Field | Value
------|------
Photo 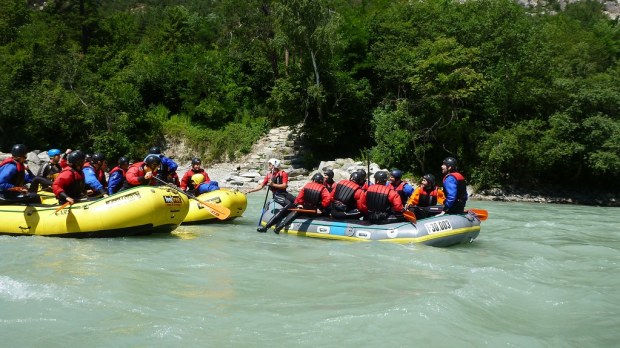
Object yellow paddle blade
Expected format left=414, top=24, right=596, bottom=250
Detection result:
left=196, top=199, right=231, bottom=220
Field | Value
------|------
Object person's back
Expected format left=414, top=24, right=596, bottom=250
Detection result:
left=329, top=172, right=364, bottom=219
left=360, top=171, right=403, bottom=223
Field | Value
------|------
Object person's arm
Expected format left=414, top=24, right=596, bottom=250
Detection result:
left=437, top=188, right=446, bottom=205
left=443, top=176, right=457, bottom=211
left=294, top=188, right=305, bottom=206
left=161, top=156, right=179, bottom=175
left=0, top=164, right=17, bottom=190
left=107, top=171, right=122, bottom=195
left=320, top=188, right=332, bottom=209
left=404, top=183, right=414, bottom=199
left=357, top=191, right=368, bottom=214
left=179, top=171, right=191, bottom=190
left=407, top=187, right=420, bottom=207
left=245, top=175, right=268, bottom=194
left=390, top=190, right=404, bottom=212
left=83, top=167, right=104, bottom=193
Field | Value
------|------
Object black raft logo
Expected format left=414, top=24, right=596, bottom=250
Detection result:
left=163, top=195, right=183, bottom=205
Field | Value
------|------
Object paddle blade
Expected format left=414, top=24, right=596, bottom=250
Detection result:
left=469, top=208, right=488, bottom=221
left=197, top=199, right=231, bottom=220
left=403, top=210, right=417, bottom=223
left=53, top=202, right=72, bottom=214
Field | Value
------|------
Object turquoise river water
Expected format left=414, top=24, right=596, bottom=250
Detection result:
left=1, top=193, right=619, bottom=347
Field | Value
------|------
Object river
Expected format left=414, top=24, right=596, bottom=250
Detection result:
left=1, top=194, right=619, bottom=347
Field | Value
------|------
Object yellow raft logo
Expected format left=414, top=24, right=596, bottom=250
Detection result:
left=163, top=195, right=183, bottom=205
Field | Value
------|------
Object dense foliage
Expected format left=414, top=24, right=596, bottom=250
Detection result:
left=1, top=0, right=618, bottom=190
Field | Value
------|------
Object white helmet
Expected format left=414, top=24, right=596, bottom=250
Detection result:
left=268, top=158, right=281, bottom=168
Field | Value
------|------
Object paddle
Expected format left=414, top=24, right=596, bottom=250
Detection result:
left=153, top=177, right=230, bottom=220
left=256, top=168, right=273, bottom=226
left=468, top=208, right=488, bottom=221
left=52, top=201, right=72, bottom=215
left=403, top=210, right=417, bottom=223
left=288, top=208, right=318, bottom=214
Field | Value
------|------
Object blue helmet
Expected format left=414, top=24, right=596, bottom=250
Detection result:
left=390, top=169, right=403, bottom=179
left=47, top=148, right=62, bottom=157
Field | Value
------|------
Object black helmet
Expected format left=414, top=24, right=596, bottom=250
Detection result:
left=357, top=169, right=367, bottom=181
left=148, top=146, right=162, bottom=155
left=67, top=150, right=86, bottom=165
left=92, top=153, right=106, bottom=163
left=350, top=172, right=364, bottom=185
left=374, top=171, right=388, bottom=183
left=322, top=168, right=334, bottom=179
left=11, top=144, right=28, bottom=157
left=311, top=173, right=324, bottom=183
left=191, top=157, right=201, bottom=166
left=443, top=157, right=457, bottom=169
left=144, top=154, right=161, bottom=167
left=422, top=174, right=435, bottom=187
left=390, top=169, right=403, bottom=179
left=118, top=156, right=129, bottom=165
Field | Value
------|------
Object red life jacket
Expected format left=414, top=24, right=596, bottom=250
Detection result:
left=108, top=166, right=125, bottom=177
left=266, top=170, right=288, bottom=195
left=323, top=180, right=335, bottom=193
left=332, top=180, right=361, bottom=209
left=298, top=182, right=327, bottom=209
left=390, top=180, right=409, bottom=203
left=53, top=166, right=85, bottom=199
left=0, top=157, right=26, bottom=187
left=365, top=184, right=391, bottom=213
left=417, top=186, right=440, bottom=207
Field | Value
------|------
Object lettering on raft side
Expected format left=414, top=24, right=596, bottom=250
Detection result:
left=106, top=191, right=142, bottom=206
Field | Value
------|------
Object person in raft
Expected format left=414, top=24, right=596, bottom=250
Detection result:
left=147, top=146, right=178, bottom=185
left=82, top=153, right=108, bottom=198
left=359, top=170, right=404, bottom=224
left=246, top=158, right=296, bottom=233
left=387, top=169, right=414, bottom=204
left=29, top=148, right=63, bottom=193
left=405, top=174, right=446, bottom=219
left=122, top=154, right=161, bottom=189
left=328, top=171, right=365, bottom=220
left=180, top=158, right=210, bottom=192
left=52, top=150, right=87, bottom=204
left=273, top=172, right=333, bottom=234
left=107, top=156, right=130, bottom=195
left=439, top=157, right=468, bottom=215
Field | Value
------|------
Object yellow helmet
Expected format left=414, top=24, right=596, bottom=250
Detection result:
left=191, top=173, right=205, bottom=186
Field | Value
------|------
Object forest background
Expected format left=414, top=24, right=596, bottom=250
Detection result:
left=1, top=0, right=619, bottom=193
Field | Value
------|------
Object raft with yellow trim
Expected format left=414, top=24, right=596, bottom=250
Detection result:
left=0, top=186, right=189, bottom=237
left=182, top=189, right=247, bottom=224
left=259, top=200, right=482, bottom=247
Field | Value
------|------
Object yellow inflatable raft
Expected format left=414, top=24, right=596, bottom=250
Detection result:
left=182, top=189, right=247, bottom=224
left=0, top=186, right=189, bottom=237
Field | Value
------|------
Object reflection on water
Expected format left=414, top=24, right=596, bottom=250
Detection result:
left=1, top=197, right=619, bottom=347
